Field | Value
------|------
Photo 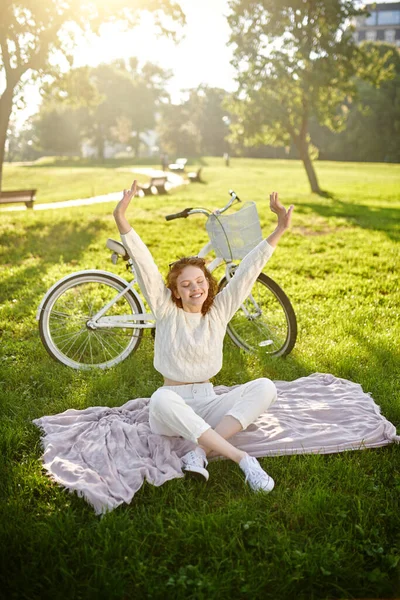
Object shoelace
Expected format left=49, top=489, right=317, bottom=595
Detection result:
left=244, top=461, right=269, bottom=486
left=184, top=451, right=208, bottom=468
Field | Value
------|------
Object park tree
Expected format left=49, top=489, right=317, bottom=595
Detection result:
left=42, top=59, right=171, bottom=158
left=67, top=63, right=139, bottom=159
left=227, top=0, right=393, bottom=193
left=312, top=43, right=400, bottom=163
left=0, top=0, right=183, bottom=190
left=157, top=102, right=202, bottom=157
left=157, top=86, right=232, bottom=157
left=33, top=105, right=84, bottom=156
left=123, top=59, right=172, bottom=157
left=192, top=86, right=232, bottom=156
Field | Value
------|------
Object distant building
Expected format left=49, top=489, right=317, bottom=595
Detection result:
left=140, top=130, right=159, bottom=157
left=353, top=2, right=400, bottom=46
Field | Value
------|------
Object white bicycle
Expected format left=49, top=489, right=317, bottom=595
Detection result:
left=37, top=190, right=297, bottom=370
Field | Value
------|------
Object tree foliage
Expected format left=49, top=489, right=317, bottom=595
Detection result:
left=33, top=106, right=82, bottom=156
left=33, top=60, right=172, bottom=158
left=0, top=0, right=183, bottom=188
left=157, top=86, right=232, bottom=157
left=0, top=0, right=182, bottom=83
left=312, top=43, right=400, bottom=163
left=227, top=0, right=394, bottom=192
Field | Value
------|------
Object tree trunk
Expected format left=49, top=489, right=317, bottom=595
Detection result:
left=97, top=137, right=105, bottom=161
left=0, top=88, right=15, bottom=193
left=297, top=136, right=321, bottom=194
left=133, top=131, right=140, bottom=158
left=96, top=123, right=105, bottom=161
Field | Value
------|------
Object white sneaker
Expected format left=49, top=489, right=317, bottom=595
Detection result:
left=181, top=448, right=209, bottom=481
left=239, top=454, right=275, bottom=492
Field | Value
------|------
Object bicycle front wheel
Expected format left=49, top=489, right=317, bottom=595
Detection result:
left=219, top=273, right=297, bottom=357
left=39, top=272, right=144, bottom=370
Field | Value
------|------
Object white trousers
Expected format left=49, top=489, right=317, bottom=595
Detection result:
left=149, top=378, right=277, bottom=444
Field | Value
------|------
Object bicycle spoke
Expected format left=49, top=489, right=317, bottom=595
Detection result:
left=88, top=330, right=94, bottom=365
left=71, top=333, right=91, bottom=363
left=96, top=327, right=139, bottom=338
left=103, top=333, right=129, bottom=352
left=91, top=330, right=119, bottom=362
left=49, top=310, right=78, bottom=320
left=52, top=327, right=86, bottom=346
left=57, top=328, right=88, bottom=355
left=49, top=325, right=82, bottom=336
left=85, top=297, right=97, bottom=317
left=94, top=330, right=126, bottom=355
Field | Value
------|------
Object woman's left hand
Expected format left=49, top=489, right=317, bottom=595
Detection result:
left=269, top=192, right=294, bottom=232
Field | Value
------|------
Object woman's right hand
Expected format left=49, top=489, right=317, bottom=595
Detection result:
left=113, top=180, right=137, bottom=218
left=113, top=180, right=137, bottom=234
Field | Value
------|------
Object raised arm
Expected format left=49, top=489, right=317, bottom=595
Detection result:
left=214, top=192, right=294, bottom=322
left=113, top=180, right=138, bottom=235
left=265, top=192, right=294, bottom=248
left=113, top=180, right=171, bottom=317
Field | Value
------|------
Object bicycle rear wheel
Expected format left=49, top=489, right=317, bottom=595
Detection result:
left=219, top=273, right=297, bottom=356
left=39, top=272, right=144, bottom=369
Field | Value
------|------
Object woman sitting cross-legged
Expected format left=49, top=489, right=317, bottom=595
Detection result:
left=113, top=181, right=294, bottom=492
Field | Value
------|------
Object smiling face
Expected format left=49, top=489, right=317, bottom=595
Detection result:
left=173, top=265, right=210, bottom=313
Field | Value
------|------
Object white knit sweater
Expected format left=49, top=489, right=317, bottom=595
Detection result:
left=121, top=228, right=274, bottom=383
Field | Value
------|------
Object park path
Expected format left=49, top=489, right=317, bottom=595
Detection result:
left=0, top=168, right=186, bottom=213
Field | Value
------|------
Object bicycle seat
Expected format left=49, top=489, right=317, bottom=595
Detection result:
left=106, top=238, right=129, bottom=261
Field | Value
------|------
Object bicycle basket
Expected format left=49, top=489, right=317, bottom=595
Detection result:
left=206, top=201, right=263, bottom=261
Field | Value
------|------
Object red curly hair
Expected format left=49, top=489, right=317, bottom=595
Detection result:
left=166, top=257, right=218, bottom=315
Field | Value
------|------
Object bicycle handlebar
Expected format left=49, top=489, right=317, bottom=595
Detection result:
left=165, top=190, right=241, bottom=221
left=165, top=208, right=193, bottom=221
left=229, top=190, right=242, bottom=203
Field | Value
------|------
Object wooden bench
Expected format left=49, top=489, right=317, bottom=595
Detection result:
left=137, top=176, right=168, bottom=196
left=187, top=168, right=203, bottom=183
left=168, top=158, right=187, bottom=172
left=0, top=189, right=36, bottom=209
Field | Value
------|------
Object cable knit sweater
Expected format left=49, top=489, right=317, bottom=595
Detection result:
left=121, top=228, right=275, bottom=383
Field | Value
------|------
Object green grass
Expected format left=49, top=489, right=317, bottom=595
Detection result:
left=2, top=156, right=156, bottom=203
left=1, top=157, right=400, bottom=599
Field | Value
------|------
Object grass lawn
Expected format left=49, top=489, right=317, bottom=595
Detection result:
left=1, top=157, right=399, bottom=599
left=2, top=156, right=157, bottom=204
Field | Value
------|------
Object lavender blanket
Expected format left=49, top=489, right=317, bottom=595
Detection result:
left=33, top=373, right=399, bottom=515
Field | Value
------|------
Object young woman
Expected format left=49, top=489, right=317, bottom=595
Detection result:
left=113, top=181, right=294, bottom=492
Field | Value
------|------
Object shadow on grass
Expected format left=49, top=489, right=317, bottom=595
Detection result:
left=342, top=320, right=400, bottom=424
left=317, top=190, right=336, bottom=199
left=299, top=193, right=400, bottom=243
left=0, top=218, right=107, bottom=307
left=187, top=179, right=208, bottom=186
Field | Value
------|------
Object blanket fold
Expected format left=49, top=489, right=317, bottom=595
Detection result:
left=33, top=373, right=399, bottom=515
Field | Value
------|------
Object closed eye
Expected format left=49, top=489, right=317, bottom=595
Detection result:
left=182, top=279, right=205, bottom=286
